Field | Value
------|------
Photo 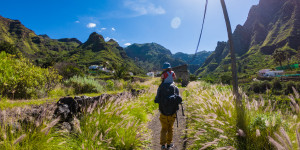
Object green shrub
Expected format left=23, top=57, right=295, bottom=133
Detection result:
left=260, top=81, right=271, bottom=93
left=48, top=85, right=75, bottom=98
left=272, top=78, right=282, bottom=90
left=220, top=73, right=232, bottom=85
left=64, top=76, right=103, bottom=94
left=106, top=80, right=115, bottom=91
left=200, top=76, right=216, bottom=84
left=285, top=81, right=296, bottom=94
left=0, top=52, right=61, bottom=99
left=112, top=64, right=128, bottom=79
left=53, top=62, right=83, bottom=79
left=189, top=74, right=198, bottom=81
left=0, top=41, right=19, bottom=55
left=250, top=82, right=260, bottom=93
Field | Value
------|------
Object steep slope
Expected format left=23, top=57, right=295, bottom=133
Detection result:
left=73, top=32, right=142, bottom=73
left=173, top=51, right=212, bottom=73
left=0, top=15, right=80, bottom=63
left=0, top=16, right=142, bottom=74
left=197, top=0, right=300, bottom=77
left=173, top=51, right=212, bottom=65
left=125, top=43, right=186, bottom=72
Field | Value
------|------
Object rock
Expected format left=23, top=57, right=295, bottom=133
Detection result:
left=54, top=97, right=79, bottom=121
left=61, top=122, right=72, bottom=132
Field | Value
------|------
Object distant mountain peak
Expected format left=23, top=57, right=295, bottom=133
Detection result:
left=87, top=32, right=105, bottom=43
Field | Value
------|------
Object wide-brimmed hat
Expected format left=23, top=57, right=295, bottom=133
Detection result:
left=162, top=62, right=171, bottom=69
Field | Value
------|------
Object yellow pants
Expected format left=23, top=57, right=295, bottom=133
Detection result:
left=159, top=113, right=176, bottom=145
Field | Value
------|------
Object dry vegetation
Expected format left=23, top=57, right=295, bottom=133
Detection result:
left=183, top=81, right=300, bottom=149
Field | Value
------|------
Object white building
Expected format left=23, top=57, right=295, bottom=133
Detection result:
left=258, top=69, right=284, bottom=77
left=147, top=72, right=155, bottom=78
left=88, top=65, right=99, bottom=70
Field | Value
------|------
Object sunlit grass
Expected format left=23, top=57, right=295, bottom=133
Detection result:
left=0, top=84, right=158, bottom=149
left=184, top=81, right=300, bottom=149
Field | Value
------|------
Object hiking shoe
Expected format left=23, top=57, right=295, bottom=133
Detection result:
left=167, top=143, right=174, bottom=149
left=161, top=145, right=166, bottom=150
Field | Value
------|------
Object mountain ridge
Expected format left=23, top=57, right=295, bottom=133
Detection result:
left=125, top=43, right=211, bottom=73
left=196, top=0, right=300, bottom=77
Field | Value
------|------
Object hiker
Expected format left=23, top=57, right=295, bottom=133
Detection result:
left=155, top=62, right=182, bottom=150
left=161, top=62, right=176, bottom=83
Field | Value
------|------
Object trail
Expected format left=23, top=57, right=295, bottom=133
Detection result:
left=148, top=88, right=187, bottom=150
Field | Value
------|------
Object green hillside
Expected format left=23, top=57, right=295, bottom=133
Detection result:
left=125, top=43, right=211, bottom=73
left=125, top=43, right=186, bottom=71
left=196, top=0, right=300, bottom=79
left=0, top=16, right=142, bottom=74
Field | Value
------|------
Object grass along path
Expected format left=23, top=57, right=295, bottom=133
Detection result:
left=183, top=81, right=300, bottom=149
left=0, top=86, right=159, bottom=149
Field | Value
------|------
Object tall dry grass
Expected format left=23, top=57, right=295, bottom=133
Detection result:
left=184, top=81, right=300, bottom=150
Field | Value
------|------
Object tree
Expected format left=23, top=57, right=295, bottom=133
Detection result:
left=272, top=49, right=287, bottom=67
left=0, top=41, right=19, bottom=55
left=112, top=63, right=128, bottom=79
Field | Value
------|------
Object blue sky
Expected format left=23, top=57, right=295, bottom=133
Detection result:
left=0, top=0, right=259, bottom=54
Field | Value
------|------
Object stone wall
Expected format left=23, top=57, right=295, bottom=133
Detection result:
left=172, top=64, right=189, bottom=86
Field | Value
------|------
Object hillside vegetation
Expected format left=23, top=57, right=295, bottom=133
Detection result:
left=197, top=0, right=300, bottom=80
left=125, top=43, right=211, bottom=73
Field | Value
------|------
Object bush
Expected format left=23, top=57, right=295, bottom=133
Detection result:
left=220, top=73, right=232, bottom=85
left=112, top=64, right=128, bottom=79
left=0, top=52, right=61, bottom=99
left=64, top=76, right=103, bottom=94
left=189, top=74, right=198, bottom=81
left=106, top=80, right=115, bottom=91
left=260, top=81, right=271, bottom=93
left=53, top=62, right=83, bottom=79
left=0, top=41, right=19, bottom=55
left=272, top=78, right=282, bottom=90
left=285, top=81, right=296, bottom=94
left=250, top=82, right=260, bottom=93
left=201, top=76, right=216, bottom=84
left=48, top=85, right=75, bottom=98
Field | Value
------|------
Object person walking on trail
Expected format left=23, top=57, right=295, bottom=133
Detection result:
left=161, top=62, right=177, bottom=84
left=155, top=62, right=182, bottom=150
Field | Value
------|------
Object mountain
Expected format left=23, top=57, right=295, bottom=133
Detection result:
left=196, top=0, right=300, bottom=78
left=173, top=51, right=212, bottom=65
left=173, top=51, right=212, bottom=73
left=0, top=15, right=80, bottom=62
left=0, top=15, right=142, bottom=74
left=124, top=43, right=186, bottom=72
left=72, top=32, right=142, bottom=73
left=124, top=43, right=211, bottom=73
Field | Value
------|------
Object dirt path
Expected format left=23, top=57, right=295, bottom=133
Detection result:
left=148, top=88, right=187, bottom=150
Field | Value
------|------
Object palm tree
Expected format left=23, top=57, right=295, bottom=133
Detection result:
left=272, top=49, right=287, bottom=67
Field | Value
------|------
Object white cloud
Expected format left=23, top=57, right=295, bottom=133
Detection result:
left=101, top=28, right=107, bottom=30
left=171, top=17, right=181, bottom=29
left=124, top=43, right=131, bottom=46
left=86, top=23, right=96, bottom=28
left=112, top=27, right=116, bottom=31
left=124, top=0, right=166, bottom=16
left=75, top=21, right=80, bottom=23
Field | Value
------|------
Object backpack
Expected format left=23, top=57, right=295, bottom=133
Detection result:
left=158, top=83, right=182, bottom=116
